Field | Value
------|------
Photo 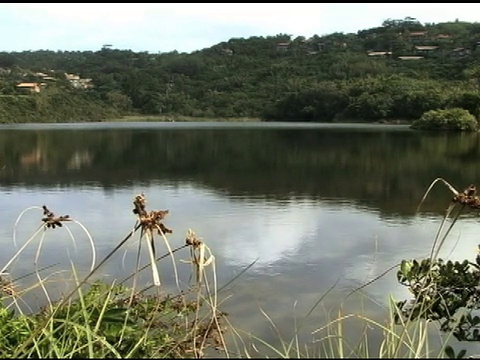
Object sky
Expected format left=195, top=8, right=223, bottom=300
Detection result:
left=1, top=3, right=479, bottom=54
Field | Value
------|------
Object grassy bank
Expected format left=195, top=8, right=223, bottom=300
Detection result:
left=114, top=114, right=262, bottom=123
left=116, top=114, right=411, bottom=125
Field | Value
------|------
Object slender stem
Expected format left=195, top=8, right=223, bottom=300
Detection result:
left=145, top=229, right=161, bottom=286
left=118, top=244, right=188, bottom=285
left=13, top=222, right=142, bottom=358
left=1, top=224, right=45, bottom=274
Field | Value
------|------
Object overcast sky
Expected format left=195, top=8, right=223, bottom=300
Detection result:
left=1, top=3, right=479, bottom=54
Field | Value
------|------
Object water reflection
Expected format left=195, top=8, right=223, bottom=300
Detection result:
left=1, top=122, right=480, bottom=353
left=1, top=123, right=480, bottom=218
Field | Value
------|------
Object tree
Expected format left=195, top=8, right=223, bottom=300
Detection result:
left=411, top=108, right=478, bottom=131
left=0, top=53, right=16, bottom=68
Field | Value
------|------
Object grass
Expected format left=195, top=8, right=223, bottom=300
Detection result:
left=0, top=178, right=477, bottom=358
left=220, top=287, right=449, bottom=359
left=219, top=177, right=475, bottom=358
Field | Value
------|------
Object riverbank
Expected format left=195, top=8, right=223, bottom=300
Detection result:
left=114, top=114, right=262, bottom=122
left=115, top=115, right=413, bottom=125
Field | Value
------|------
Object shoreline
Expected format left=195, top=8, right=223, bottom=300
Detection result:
left=113, top=115, right=262, bottom=122
left=115, top=115, right=413, bottom=125
left=0, top=114, right=413, bottom=125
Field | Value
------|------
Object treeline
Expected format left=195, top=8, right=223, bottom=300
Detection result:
left=263, top=76, right=480, bottom=122
left=0, top=17, right=480, bottom=123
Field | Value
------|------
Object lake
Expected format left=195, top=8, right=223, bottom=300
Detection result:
left=2, top=121, right=480, bottom=356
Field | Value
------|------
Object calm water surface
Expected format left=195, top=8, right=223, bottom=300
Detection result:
left=2, top=121, right=480, bottom=355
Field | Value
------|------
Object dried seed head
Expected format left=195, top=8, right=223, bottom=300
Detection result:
left=466, top=184, right=477, bottom=197
left=132, top=194, right=173, bottom=234
left=133, top=193, right=148, bottom=216
left=42, top=205, right=71, bottom=229
left=186, top=229, right=202, bottom=247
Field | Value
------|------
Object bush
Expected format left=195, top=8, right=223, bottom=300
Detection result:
left=411, top=108, right=478, bottom=131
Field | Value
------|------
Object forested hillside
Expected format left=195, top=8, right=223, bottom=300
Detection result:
left=1, top=17, right=480, bottom=123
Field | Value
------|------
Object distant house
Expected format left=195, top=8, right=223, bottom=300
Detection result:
left=65, top=73, right=80, bottom=81
left=436, top=34, right=452, bottom=40
left=16, top=82, right=42, bottom=93
left=414, top=45, right=439, bottom=56
left=65, top=73, right=94, bottom=89
left=34, top=72, right=56, bottom=81
left=75, top=78, right=94, bottom=89
left=408, top=31, right=428, bottom=43
left=367, top=51, right=392, bottom=57
left=398, top=56, right=424, bottom=60
left=317, top=42, right=326, bottom=51
left=414, top=45, right=439, bottom=51
left=276, top=42, right=290, bottom=51
left=451, top=47, right=471, bottom=57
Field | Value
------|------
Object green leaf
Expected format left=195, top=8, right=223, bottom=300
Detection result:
left=400, top=260, right=412, bottom=277
left=102, top=308, right=132, bottom=324
left=445, top=345, right=455, bottom=359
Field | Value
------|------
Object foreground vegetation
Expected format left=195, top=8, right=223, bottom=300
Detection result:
left=0, top=196, right=226, bottom=358
left=2, top=179, right=480, bottom=357
left=1, top=17, right=480, bottom=124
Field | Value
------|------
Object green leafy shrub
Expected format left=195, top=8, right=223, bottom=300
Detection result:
left=411, top=108, right=478, bottom=131
left=395, top=179, right=480, bottom=358
left=396, top=257, right=480, bottom=342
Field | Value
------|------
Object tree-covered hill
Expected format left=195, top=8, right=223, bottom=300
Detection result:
left=1, top=17, right=480, bottom=123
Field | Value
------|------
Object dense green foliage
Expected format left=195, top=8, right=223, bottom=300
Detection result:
left=397, top=256, right=480, bottom=343
left=411, top=108, right=479, bottom=131
left=0, top=89, right=119, bottom=123
left=1, top=17, right=480, bottom=123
